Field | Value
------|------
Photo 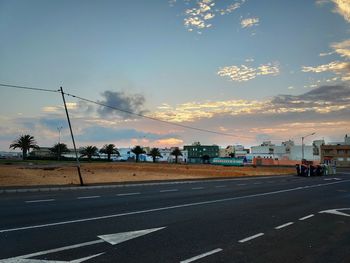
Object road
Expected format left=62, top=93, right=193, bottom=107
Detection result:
left=1, top=170, right=350, bottom=262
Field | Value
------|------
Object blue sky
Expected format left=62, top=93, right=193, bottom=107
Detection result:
left=1, top=0, right=350, bottom=150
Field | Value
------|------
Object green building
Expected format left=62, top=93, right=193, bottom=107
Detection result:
left=184, top=143, right=219, bottom=164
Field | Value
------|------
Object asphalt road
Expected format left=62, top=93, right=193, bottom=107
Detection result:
left=1, top=170, right=350, bottom=263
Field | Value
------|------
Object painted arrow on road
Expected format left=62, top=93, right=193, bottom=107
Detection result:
left=319, top=208, right=350, bottom=217
left=0, top=227, right=166, bottom=263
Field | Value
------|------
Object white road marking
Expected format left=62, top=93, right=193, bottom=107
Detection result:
left=299, top=214, right=314, bottom=221
left=25, top=199, right=55, bottom=203
left=2, top=179, right=350, bottom=233
left=77, top=196, right=100, bottom=199
left=267, top=181, right=274, bottom=183
left=237, top=183, right=246, bottom=186
left=215, top=185, right=226, bottom=188
left=319, top=208, right=350, bottom=217
left=116, top=192, right=141, bottom=196
left=98, top=227, right=165, bottom=245
left=159, top=189, right=178, bottom=193
left=238, top=233, right=264, bottom=243
left=192, top=187, right=204, bottom=190
left=253, top=182, right=262, bottom=185
left=2, top=253, right=105, bottom=263
left=275, top=222, right=294, bottom=229
left=180, top=248, right=223, bottom=263
left=1, top=228, right=165, bottom=262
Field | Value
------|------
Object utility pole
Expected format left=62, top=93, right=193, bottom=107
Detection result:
left=60, top=87, right=84, bottom=186
left=57, top=126, right=62, bottom=161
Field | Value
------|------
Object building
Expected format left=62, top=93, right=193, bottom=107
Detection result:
left=184, top=143, right=219, bottom=164
left=321, top=134, right=350, bottom=167
left=29, top=147, right=55, bottom=158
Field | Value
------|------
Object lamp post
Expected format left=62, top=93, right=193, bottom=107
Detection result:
left=301, top=132, right=316, bottom=162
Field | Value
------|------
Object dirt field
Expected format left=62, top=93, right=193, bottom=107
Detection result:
left=0, top=162, right=295, bottom=187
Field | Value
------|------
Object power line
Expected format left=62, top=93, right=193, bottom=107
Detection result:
left=0, top=82, right=287, bottom=140
left=0, top=83, right=60, bottom=93
left=63, top=91, right=257, bottom=139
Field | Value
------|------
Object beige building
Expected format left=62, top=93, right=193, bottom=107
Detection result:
left=321, top=135, right=350, bottom=167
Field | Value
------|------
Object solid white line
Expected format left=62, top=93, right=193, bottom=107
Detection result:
left=299, top=214, right=314, bottom=221
left=117, top=192, right=141, bottom=196
left=2, top=179, right=350, bottom=233
left=25, top=199, right=55, bottom=203
left=275, top=222, right=294, bottom=229
left=3, top=240, right=103, bottom=260
left=180, top=248, right=223, bottom=263
left=159, top=189, right=178, bottom=193
left=192, top=187, right=204, bottom=190
left=238, top=233, right=264, bottom=243
left=215, top=185, right=226, bottom=188
left=77, top=196, right=100, bottom=199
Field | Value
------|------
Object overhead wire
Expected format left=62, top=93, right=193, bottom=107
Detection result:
left=0, top=82, right=288, bottom=141
left=0, top=83, right=60, bottom=93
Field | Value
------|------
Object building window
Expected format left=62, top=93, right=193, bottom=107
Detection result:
left=338, top=157, right=344, bottom=161
left=337, top=150, right=345, bottom=155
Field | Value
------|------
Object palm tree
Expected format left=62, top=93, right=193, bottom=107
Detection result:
left=171, top=147, right=182, bottom=164
left=148, top=148, right=162, bottom=163
left=100, top=144, right=119, bottom=161
left=50, top=143, right=70, bottom=160
left=9, top=134, right=39, bottom=160
left=80, top=145, right=99, bottom=162
left=131, top=145, right=145, bottom=162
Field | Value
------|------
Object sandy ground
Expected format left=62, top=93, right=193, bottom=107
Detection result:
left=0, top=162, right=295, bottom=187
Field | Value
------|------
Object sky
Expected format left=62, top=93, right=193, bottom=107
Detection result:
left=0, top=0, right=350, bottom=150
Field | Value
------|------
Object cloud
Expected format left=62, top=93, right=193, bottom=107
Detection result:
left=331, top=39, right=350, bottom=58
left=97, top=90, right=147, bottom=119
left=184, top=0, right=215, bottom=32
left=331, top=0, right=350, bottom=22
left=181, top=0, right=245, bottom=33
left=219, top=1, right=245, bottom=15
left=151, top=85, right=350, bottom=123
left=240, top=17, right=259, bottom=28
left=217, top=62, right=279, bottom=82
left=77, top=127, right=181, bottom=143
left=317, top=0, right=350, bottom=22
left=302, top=61, right=350, bottom=80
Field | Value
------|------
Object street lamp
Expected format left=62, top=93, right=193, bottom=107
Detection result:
left=301, top=132, right=316, bottom=162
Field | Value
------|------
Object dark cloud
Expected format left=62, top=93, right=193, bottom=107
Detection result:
left=271, top=85, right=350, bottom=108
left=97, top=91, right=147, bottom=119
left=77, top=127, right=179, bottom=142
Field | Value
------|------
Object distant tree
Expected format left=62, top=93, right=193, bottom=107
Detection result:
left=9, top=134, right=39, bottom=160
left=80, top=145, right=99, bottom=162
left=50, top=143, right=70, bottom=160
left=131, top=145, right=145, bottom=162
left=148, top=148, right=162, bottom=163
left=171, top=147, right=182, bottom=164
left=99, top=144, right=119, bottom=161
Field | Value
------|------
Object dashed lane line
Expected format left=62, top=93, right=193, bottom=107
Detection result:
left=237, top=183, right=247, bottom=186
left=159, top=189, right=178, bottom=193
left=191, top=187, right=204, bottom=190
left=275, top=222, right=294, bottom=230
left=77, top=196, right=100, bottom=200
left=116, top=192, right=141, bottom=196
left=3, top=179, right=349, bottom=233
left=25, top=199, right=55, bottom=203
left=215, top=185, right=226, bottom=188
left=238, top=233, right=264, bottom=243
left=299, top=214, right=314, bottom=221
left=180, top=248, right=223, bottom=263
